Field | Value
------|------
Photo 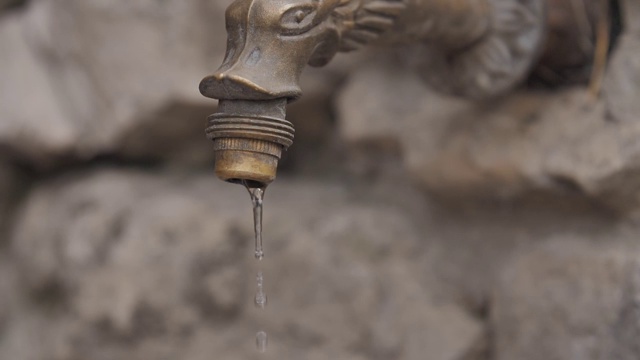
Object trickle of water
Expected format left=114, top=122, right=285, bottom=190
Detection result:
left=242, top=180, right=270, bottom=353
left=256, top=331, right=268, bottom=352
left=242, top=181, right=266, bottom=260
left=254, top=271, right=268, bottom=309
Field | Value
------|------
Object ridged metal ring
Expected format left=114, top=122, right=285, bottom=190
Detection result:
left=206, top=113, right=295, bottom=148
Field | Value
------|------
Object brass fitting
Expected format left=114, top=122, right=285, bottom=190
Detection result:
left=206, top=99, right=294, bottom=186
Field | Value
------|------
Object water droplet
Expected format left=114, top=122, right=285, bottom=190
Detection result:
left=242, top=181, right=266, bottom=261
left=254, top=290, right=267, bottom=309
left=256, top=331, right=268, bottom=352
left=254, top=271, right=268, bottom=309
left=254, top=291, right=268, bottom=309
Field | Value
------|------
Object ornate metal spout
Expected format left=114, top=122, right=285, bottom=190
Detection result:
left=200, top=0, right=547, bottom=185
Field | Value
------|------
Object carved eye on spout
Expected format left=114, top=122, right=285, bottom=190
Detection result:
left=280, top=5, right=318, bottom=35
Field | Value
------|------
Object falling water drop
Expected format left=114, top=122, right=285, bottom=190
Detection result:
left=254, top=271, right=268, bottom=309
left=243, top=181, right=266, bottom=260
left=256, top=330, right=268, bottom=352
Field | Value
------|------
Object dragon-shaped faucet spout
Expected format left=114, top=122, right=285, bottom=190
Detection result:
left=200, top=0, right=547, bottom=185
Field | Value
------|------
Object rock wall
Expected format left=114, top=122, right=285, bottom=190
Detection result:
left=1, top=1, right=639, bottom=360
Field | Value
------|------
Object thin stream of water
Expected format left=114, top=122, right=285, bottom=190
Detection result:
left=243, top=180, right=269, bottom=353
left=244, top=182, right=266, bottom=260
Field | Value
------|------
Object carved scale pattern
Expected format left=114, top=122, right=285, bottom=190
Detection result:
left=333, top=0, right=407, bottom=52
left=418, top=0, right=546, bottom=98
left=327, top=0, right=545, bottom=98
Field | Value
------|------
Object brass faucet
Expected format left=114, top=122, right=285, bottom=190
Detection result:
left=200, top=0, right=547, bottom=186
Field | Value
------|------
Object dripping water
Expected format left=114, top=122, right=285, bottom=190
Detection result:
left=256, top=330, right=268, bottom=353
left=244, top=181, right=266, bottom=260
left=242, top=180, right=269, bottom=353
left=254, top=271, right=268, bottom=309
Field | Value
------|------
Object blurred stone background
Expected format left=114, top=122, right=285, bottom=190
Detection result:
left=1, top=0, right=639, bottom=359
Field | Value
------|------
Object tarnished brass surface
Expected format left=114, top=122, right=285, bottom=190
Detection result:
left=205, top=99, right=293, bottom=186
left=200, top=0, right=551, bottom=185
left=213, top=140, right=280, bottom=185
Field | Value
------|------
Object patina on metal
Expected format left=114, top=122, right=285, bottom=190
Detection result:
left=200, top=0, right=548, bottom=186
left=207, top=99, right=293, bottom=185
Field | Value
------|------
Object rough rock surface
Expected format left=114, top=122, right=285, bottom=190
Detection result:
left=5, top=169, right=484, bottom=360
left=621, top=0, right=640, bottom=34
left=0, top=11, right=75, bottom=165
left=6, top=0, right=227, bottom=167
left=0, top=159, right=22, bottom=243
left=338, top=58, right=640, bottom=210
left=0, top=255, right=18, bottom=336
left=492, top=239, right=640, bottom=360
left=604, top=0, right=640, bottom=125
left=0, top=0, right=22, bottom=12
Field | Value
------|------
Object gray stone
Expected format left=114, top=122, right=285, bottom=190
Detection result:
left=0, top=158, right=23, bottom=244
left=11, top=170, right=248, bottom=333
left=0, top=11, right=76, bottom=167
left=0, top=0, right=24, bottom=12
left=338, top=62, right=640, bottom=210
left=604, top=31, right=640, bottom=124
left=492, top=239, right=640, bottom=360
left=620, top=0, right=640, bottom=35
left=6, top=169, right=483, bottom=360
left=13, top=0, right=227, bottom=166
left=0, top=309, right=78, bottom=360
left=0, top=256, right=17, bottom=339
left=0, top=0, right=227, bottom=167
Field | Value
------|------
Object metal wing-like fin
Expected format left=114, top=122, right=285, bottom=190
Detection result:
left=362, top=1, right=405, bottom=17
left=336, top=0, right=405, bottom=52
left=355, top=15, right=395, bottom=31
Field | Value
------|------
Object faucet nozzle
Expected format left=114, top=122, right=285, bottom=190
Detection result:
left=206, top=99, right=294, bottom=186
